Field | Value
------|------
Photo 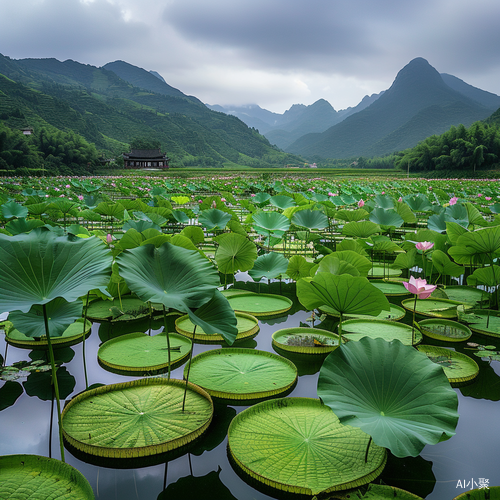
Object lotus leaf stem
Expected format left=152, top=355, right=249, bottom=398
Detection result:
left=162, top=305, right=171, bottom=381
left=182, top=325, right=196, bottom=412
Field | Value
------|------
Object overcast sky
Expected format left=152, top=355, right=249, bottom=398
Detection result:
left=1, top=0, right=499, bottom=113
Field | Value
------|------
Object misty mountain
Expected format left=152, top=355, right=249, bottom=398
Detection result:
left=0, top=53, right=301, bottom=168
left=287, top=57, right=497, bottom=158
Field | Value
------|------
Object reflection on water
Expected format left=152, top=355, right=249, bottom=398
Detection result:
left=1, top=285, right=500, bottom=499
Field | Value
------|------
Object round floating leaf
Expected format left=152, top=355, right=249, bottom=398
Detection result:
left=98, top=332, right=192, bottom=375
left=453, top=486, right=500, bottom=499
left=228, top=397, right=386, bottom=495
left=62, top=378, right=213, bottom=459
left=0, top=230, right=112, bottom=314
left=0, top=454, right=94, bottom=500
left=416, top=345, right=479, bottom=385
left=227, top=293, right=293, bottom=317
left=184, top=348, right=297, bottom=401
left=272, top=327, right=340, bottom=354
left=457, top=306, right=500, bottom=337
left=214, top=232, right=257, bottom=274
left=401, top=298, right=460, bottom=319
left=248, top=252, right=289, bottom=281
left=318, top=337, right=459, bottom=458
left=175, top=311, right=258, bottom=344
left=340, top=318, right=421, bottom=345
left=418, top=319, right=472, bottom=342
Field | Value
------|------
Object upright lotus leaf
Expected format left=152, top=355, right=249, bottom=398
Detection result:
left=187, top=290, right=238, bottom=345
left=431, top=250, right=465, bottom=279
left=248, top=252, right=289, bottom=281
left=446, top=221, right=468, bottom=245
left=171, top=209, right=190, bottom=224
left=5, top=217, right=45, bottom=235
left=0, top=230, right=112, bottom=313
left=199, top=208, right=232, bottom=230
left=342, top=221, right=381, bottom=238
left=116, top=242, right=219, bottom=311
left=93, top=201, right=125, bottom=219
left=180, top=225, right=205, bottom=246
left=214, top=232, right=257, bottom=274
left=464, top=202, right=488, bottom=227
left=252, top=211, right=290, bottom=235
left=252, top=192, right=271, bottom=206
left=316, top=251, right=372, bottom=277
left=286, top=255, right=313, bottom=280
left=314, top=256, right=359, bottom=277
left=297, top=273, right=390, bottom=317
left=404, top=193, right=433, bottom=212
left=427, top=212, right=447, bottom=233
left=372, top=194, right=395, bottom=209
left=171, top=195, right=190, bottom=205
left=1, top=201, right=28, bottom=219
left=317, top=337, right=459, bottom=458
left=448, top=226, right=500, bottom=265
left=445, top=204, right=469, bottom=228
left=393, top=202, right=417, bottom=224
left=369, top=208, right=404, bottom=228
left=123, top=219, right=161, bottom=233
left=335, top=208, right=370, bottom=222
left=269, top=195, right=296, bottom=210
left=467, top=265, right=500, bottom=287
left=291, top=209, right=328, bottom=230
left=9, top=298, right=83, bottom=338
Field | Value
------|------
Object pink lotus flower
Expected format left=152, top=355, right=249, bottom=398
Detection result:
left=358, top=199, right=365, bottom=208
left=398, top=197, right=403, bottom=202
left=221, top=198, right=226, bottom=202
left=250, top=193, right=256, bottom=197
left=478, top=193, right=483, bottom=197
left=485, top=196, right=492, bottom=201
left=403, top=276, right=437, bottom=299
left=106, top=234, right=113, bottom=245
left=78, top=195, right=84, bottom=201
left=449, top=197, right=458, bottom=205
left=415, top=241, right=434, bottom=252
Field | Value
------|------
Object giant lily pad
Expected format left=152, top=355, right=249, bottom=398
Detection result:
left=318, top=337, right=459, bottom=458
left=175, top=312, right=259, bottom=344
left=370, top=280, right=412, bottom=296
left=85, top=297, right=150, bottom=322
left=453, top=486, right=500, bottom=499
left=272, top=327, right=341, bottom=354
left=184, top=348, right=297, bottom=401
left=97, top=332, right=192, bottom=375
left=62, top=378, right=213, bottom=459
left=6, top=319, right=92, bottom=350
left=417, top=319, right=472, bottom=342
left=401, top=298, right=461, bottom=319
left=320, top=303, right=406, bottom=322
left=228, top=397, right=386, bottom=495
left=0, top=454, right=94, bottom=499
left=227, top=293, right=292, bottom=317
left=341, top=319, right=422, bottom=345
left=416, top=345, right=479, bottom=385
left=457, top=306, right=500, bottom=337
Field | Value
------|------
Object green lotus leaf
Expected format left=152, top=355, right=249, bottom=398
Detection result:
left=248, top=252, right=289, bottom=281
left=180, top=225, right=205, bottom=246
left=0, top=229, right=112, bottom=314
left=404, top=193, right=433, bottom=212
left=199, top=208, right=232, bottom=230
left=171, top=209, right=190, bottom=224
left=9, top=298, right=83, bottom=338
left=315, top=256, right=360, bottom=277
left=449, top=226, right=500, bottom=265
left=446, top=221, right=468, bottom=245
left=0, top=454, right=94, bottom=500
left=372, top=194, right=395, bottom=209
left=214, top=232, right=257, bottom=274
left=316, top=250, right=372, bottom=277
left=317, top=337, right=459, bottom=458
left=445, top=203, right=469, bottom=228
left=5, top=217, right=45, bottom=235
left=297, top=273, right=390, bottom=317
left=123, top=219, right=161, bottom=233
left=93, top=201, right=124, bottom=219
left=369, top=208, right=404, bottom=228
left=393, top=202, right=417, bottom=224
left=269, top=195, right=296, bottom=210
left=23, top=366, right=76, bottom=401
left=431, top=249, right=465, bottom=278
left=453, top=486, right=500, bottom=499
left=286, top=255, right=314, bottom=280
left=335, top=208, right=369, bottom=222
left=342, top=221, right=381, bottom=238
left=291, top=209, right=328, bottom=230
left=1, top=201, right=28, bottom=219
left=252, top=211, right=290, bottom=235
left=116, top=242, right=219, bottom=312
left=252, top=192, right=271, bottom=205
left=467, top=265, right=500, bottom=288
left=187, top=290, right=238, bottom=345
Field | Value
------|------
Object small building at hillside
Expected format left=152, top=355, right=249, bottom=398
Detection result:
left=122, top=148, right=170, bottom=169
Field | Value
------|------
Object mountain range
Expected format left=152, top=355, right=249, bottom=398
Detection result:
left=1, top=53, right=499, bottom=163
left=209, top=58, right=500, bottom=158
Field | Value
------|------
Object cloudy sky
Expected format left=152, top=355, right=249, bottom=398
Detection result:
left=1, top=0, right=499, bottom=113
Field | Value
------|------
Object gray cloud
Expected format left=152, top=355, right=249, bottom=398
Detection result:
left=1, top=0, right=499, bottom=111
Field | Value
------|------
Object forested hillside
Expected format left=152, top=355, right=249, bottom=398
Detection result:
left=0, top=54, right=303, bottom=171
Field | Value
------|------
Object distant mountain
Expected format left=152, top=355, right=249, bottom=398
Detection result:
left=287, top=57, right=497, bottom=158
left=440, top=73, right=500, bottom=110
left=0, top=53, right=301, bottom=168
left=208, top=91, right=384, bottom=150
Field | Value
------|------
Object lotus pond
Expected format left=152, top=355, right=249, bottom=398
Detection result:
left=1, top=174, right=500, bottom=499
